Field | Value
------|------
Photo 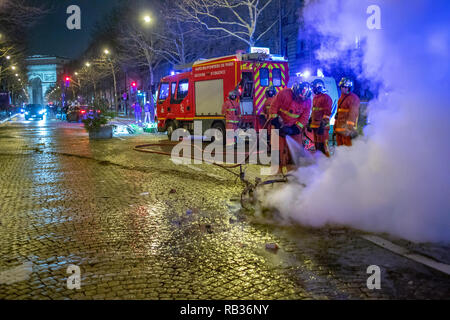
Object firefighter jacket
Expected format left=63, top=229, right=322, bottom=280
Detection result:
left=221, top=99, right=241, bottom=124
left=269, top=88, right=312, bottom=131
left=310, top=93, right=332, bottom=129
left=334, top=92, right=360, bottom=134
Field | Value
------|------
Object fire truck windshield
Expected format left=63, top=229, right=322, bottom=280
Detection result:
left=159, top=83, right=169, bottom=101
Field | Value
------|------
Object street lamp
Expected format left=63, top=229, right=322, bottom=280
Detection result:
left=102, top=49, right=118, bottom=112
left=11, top=66, right=16, bottom=70
left=85, top=62, right=91, bottom=67
left=6, top=55, right=10, bottom=60
left=144, top=15, right=152, bottom=23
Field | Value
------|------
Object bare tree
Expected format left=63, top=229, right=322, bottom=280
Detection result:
left=117, top=23, right=162, bottom=102
left=0, top=0, right=48, bottom=35
left=150, top=7, right=215, bottom=67
left=178, top=0, right=277, bottom=48
left=76, top=61, right=111, bottom=102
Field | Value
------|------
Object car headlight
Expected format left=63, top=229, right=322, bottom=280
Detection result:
left=25, top=112, right=29, bottom=115
left=39, top=110, right=46, bottom=114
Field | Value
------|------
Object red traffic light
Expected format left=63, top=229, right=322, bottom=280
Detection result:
left=131, top=82, right=137, bottom=87
left=65, top=76, right=71, bottom=81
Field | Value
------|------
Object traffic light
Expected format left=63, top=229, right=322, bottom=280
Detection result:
left=131, top=81, right=137, bottom=93
left=65, top=76, right=71, bottom=87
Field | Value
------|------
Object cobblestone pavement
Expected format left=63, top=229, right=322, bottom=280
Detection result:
left=0, top=116, right=449, bottom=300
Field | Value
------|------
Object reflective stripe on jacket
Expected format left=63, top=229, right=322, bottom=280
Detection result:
left=221, top=99, right=240, bottom=122
left=335, top=92, right=360, bottom=132
left=310, top=93, right=332, bottom=129
left=269, top=88, right=311, bottom=130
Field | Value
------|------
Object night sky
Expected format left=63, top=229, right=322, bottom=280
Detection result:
left=27, top=0, right=121, bottom=59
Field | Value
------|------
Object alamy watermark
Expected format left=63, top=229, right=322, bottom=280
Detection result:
left=66, top=5, right=81, bottom=30
left=366, top=265, right=381, bottom=290
left=367, top=5, right=382, bottom=30
left=67, top=264, right=81, bottom=290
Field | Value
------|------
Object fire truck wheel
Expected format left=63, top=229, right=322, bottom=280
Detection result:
left=211, top=122, right=225, bottom=144
left=166, top=122, right=176, bottom=141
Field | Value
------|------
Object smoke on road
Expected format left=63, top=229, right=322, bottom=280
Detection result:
left=266, top=0, right=450, bottom=243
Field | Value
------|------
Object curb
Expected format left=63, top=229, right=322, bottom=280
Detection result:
left=0, top=113, right=20, bottom=125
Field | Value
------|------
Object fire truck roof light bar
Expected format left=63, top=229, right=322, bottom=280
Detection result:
left=173, top=54, right=287, bottom=73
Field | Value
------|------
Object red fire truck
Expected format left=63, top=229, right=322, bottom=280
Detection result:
left=156, top=52, right=289, bottom=139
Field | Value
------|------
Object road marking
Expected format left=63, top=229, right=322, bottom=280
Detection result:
left=186, top=164, right=227, bottom=180
left=186, top=165, right=203, bottom=172
left=361, top=235, right=450, bottom=276
left=0, top=113, right=20, bottom=125
left=206, top=173, right=227, bottom=181
left=0, top=262, right=33, bottom=285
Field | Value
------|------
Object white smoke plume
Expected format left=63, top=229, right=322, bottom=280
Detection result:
left=266, top=0, right=450, bottom=243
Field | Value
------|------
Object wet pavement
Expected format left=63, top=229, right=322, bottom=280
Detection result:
left=0, top=115, right=449, bottom=300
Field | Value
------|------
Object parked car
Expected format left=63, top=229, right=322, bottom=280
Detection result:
left=67, top=106, right=83, bottom=122
left=67, top=105, right=101, bottom=122
left=24, top=104, right=46, bottom=120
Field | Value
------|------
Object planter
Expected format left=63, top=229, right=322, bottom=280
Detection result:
left=88, top=125, right=113, bottom=139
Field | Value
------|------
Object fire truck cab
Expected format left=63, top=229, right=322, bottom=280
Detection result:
left=156, top=52, right=289, bottom=139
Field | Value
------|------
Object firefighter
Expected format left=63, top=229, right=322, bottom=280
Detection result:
left=269, top=82, right=312, bottom=172
left=334, top=77, right=360, bottom=146
left=310, top=79, right=333, bottom=157
left=221, top=90, right=241, bottom=146
left=259, top=86, right=276, bottom=128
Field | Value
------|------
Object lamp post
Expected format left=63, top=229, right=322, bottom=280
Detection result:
left=142, top=13, right=155, bottom=109
left=103, top=49, right=118, bottom=113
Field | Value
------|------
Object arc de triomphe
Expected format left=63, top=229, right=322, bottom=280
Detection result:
left=26, top=55, right=69, bottom=105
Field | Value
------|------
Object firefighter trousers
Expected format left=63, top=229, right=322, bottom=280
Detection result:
left=313, top=129, right=330, bottom=157
left=277, top=133, right=303, bottom=169
left=336, top=133, right=352, bottom=146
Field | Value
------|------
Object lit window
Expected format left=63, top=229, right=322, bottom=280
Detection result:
left=260, top=68, right=269, bottom=87
left=273, top=69, right=282, bottom=87
left=158, top=83, right=169, bottom=101
left=171, top=82, right=177, bottom=100
left=177, top=79, right=189, bottom=100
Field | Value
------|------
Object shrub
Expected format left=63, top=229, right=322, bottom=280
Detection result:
left=82, top=98, right=115, bottom=132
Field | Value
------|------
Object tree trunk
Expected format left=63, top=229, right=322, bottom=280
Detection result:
left=149, top=64, right=154, bottom=107
left=111, top=62, right=118, bottom=113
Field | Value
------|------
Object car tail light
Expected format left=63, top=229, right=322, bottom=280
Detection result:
left=80, top=110, right=86, bottom=114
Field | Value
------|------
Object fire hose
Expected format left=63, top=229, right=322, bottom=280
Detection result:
left=133, top=118, right=290, bottom=209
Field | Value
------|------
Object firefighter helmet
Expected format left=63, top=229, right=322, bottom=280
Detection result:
left=312, top=79, right=326, bottom=95
left=292, top=82, right=312, bottom=100
left=339, top=77, right=354, bottom=91
left=265, top=86, right=276, bottom=98
left=228, top=90, right=239, bottom=101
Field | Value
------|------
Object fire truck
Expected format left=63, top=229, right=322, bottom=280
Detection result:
left=156, top=52, right=289, bottom=139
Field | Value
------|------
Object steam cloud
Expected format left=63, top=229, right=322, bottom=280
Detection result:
left=266, top=0, right=450, bottom=243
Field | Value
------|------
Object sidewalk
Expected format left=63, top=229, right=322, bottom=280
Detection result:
left=109, top=114, right=159, bottom=135
left=0, top=113, right=19, bottom=124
